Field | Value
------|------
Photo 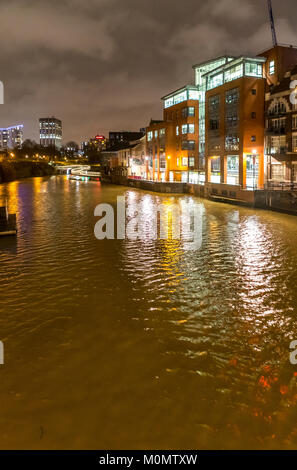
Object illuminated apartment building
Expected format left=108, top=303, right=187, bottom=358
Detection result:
left=203, top=46, right=297, bottom=196
left=192, top=56, right=235, bottom=170
left=82, top=135, right=108, bottom=155
left=205, top=56, right=266, bottom=191
left=39, top=117, right=62, bottom=149
left=144, top=45, right=297, bottom=196
left=264, top=48, right=297, bottom=185
left=146, top=120, right=171, bottom=182
left=146, top=86, right=200, bottom=182
left=146, top=57, right=235, bottom=183
left=0, top=125, right=23, bottom=150
left=90, top=135, right=107, bottom=152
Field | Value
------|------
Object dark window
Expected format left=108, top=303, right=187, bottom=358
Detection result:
left=225, top=88, right=239, bottom=104
left=252, top=89, right=257, bottom=95
left=182, top=140, right=195, bottom=150
left=251, top=112, right=256, bottom=119
left=226, top=111, right=238, bottom=127
left=182, top=107, right=195, bottom=118
left=209, top=119, right=219, bottom=130
left=209, top=95, right=220, bottom=111
left=251, top=135, right=256, bottom=142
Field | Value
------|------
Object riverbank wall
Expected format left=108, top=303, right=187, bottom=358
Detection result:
left=103, top=175, right=297, bottom=215
left=0, top=161, right=56, bottom=183
left=254, top=190, right=297, bottom=214
left=103, top=175, right=187, bottom=194
left=105, top=176, right=255, bottom=203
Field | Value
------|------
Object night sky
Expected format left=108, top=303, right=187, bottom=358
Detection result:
left=0, top=0, right=296, bottom=144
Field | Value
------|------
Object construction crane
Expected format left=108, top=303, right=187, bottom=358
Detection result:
left=267, top=0, right=278, bottom=47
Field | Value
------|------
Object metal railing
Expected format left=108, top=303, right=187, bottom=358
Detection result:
left=265, top=180, right=297, bottom=191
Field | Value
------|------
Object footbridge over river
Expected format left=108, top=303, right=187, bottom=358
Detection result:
left=56, top=165, right=101, bottom=181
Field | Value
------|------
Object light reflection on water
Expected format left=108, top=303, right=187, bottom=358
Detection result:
left=1, top=176, right=297, bottom=449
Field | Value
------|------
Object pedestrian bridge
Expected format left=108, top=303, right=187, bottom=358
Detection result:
left=56, top=165, right=90, bottom=175
left=55, top=165, right=101, bottom=181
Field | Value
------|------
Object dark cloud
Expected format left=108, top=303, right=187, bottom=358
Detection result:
left=0, top=0, right=296, bottom=143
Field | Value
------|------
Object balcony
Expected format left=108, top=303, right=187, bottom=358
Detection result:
left=266, top=180, right=297, bottom=191
left=267, top=146, right=288, bottom=157
left=266, top=109, right=287, bottom=117
left=266, top=127, right=286, bottom=135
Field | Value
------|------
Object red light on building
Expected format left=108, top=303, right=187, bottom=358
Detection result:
left=96, top=135, right=105, bottom=140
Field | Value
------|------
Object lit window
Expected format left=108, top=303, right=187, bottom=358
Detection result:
left=173, top=91, right=187, bottom=105
left=269, top=61, right=275, bottom=75
left=225, top=134, right=239, bottom=151
left=188, top=90, right=199, bottom=100
left=176, top=158, right=180, bottom=166
left=147, top=131, right=153, bottom=141
left=164, top=97, right=173, bottom=108
left=225, top=88, right=239, bottom=104
left=189, top=157, right=195, bottom=167
left=176, top=126, right=179, bottom=136
left=208, top=73, right=223, bottom=90
left=154, top=130, right=158, bottom=138
left=225, top=64, right=243, bottom=82
left=245, top=62, right=262, bottom=77
left=182, top=157, right=188, bottom=166
left=182, top=124, right=195, bottom=134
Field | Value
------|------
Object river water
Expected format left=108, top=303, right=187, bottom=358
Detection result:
left=1, top=176, right=297, bottom=449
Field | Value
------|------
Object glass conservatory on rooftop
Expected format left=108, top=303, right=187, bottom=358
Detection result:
left=204, top=56, right=267, bottom=91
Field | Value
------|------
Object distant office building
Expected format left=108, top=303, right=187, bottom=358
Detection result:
left=81, top=135, right=107, bottom=156
left=108, top=130, right=145, bottom=148
left=0, top=125, right=23, bottom=150
left=90, top=135, right=107, bottom=152
left=39, top=117, right=62, bottom=149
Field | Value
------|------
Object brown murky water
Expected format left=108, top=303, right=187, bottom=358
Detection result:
left=1, top=176, right=297, bottom=449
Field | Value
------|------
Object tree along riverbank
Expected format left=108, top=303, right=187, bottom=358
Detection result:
left=0, top=161, right=56, bottom=183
